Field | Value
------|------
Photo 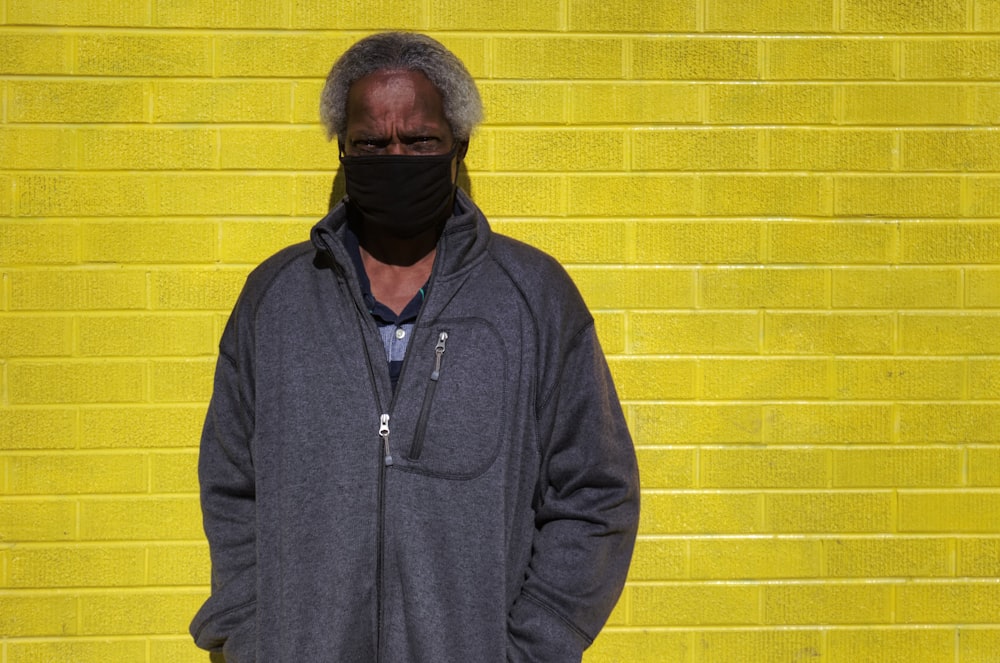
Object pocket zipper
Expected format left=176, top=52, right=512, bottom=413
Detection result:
left=408, top=331, right=448, bottom=461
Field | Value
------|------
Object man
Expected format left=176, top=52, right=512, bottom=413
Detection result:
left=190, top=31, right=639, bottom=663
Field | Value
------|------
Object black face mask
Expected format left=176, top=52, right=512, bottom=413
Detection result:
left=340, top=147, right=459, bottom=239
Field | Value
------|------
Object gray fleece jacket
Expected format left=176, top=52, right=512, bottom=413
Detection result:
left=190, top=189, right=639, bottom=662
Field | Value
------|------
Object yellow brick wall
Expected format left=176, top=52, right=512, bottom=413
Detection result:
left=1, top=1, right=999, bottom=661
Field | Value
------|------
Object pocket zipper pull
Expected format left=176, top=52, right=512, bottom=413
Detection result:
left=379, top=413, right=393, bottom=466
left=431, top=331, right=448, bottom=381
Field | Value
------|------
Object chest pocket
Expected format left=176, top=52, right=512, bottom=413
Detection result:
left=397, top=317, right=508, bottom=480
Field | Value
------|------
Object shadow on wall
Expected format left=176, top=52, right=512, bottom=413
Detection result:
left=326, top=164, right=475, bottom=211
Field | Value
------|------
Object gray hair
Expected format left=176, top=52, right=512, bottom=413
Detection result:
left=320, top=32, right=483, bottom=143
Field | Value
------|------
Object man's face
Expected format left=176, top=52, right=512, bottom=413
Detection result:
left=343, top=69, right=456, bottom=158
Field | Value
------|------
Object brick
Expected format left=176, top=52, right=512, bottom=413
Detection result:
left=0, top=408, right=77, bottom=449
left=150, top=359, right=215, bottom=403
left=78, top=314, right=215, bottom=357
left=690, top=537, right=823, bottom=579
left=641, top=492, right=762, bottom=534
left=0, top=223, right=79, bottom=265
left=79, top=591, right=206, bottom=635
left=7, top=639, right=147, bottom=663
left=292, top=80, right=326, bottom=125
left=765, top=583, right=891, bottom=624
left=765, top=313, right=894, bottom=355
left=79, top=128, right=216, bottom=170
left=9, top=453, right=147, bottom=494
left=770, top=221, right=894, bottom=264
left=220, top=220, right=313, bottom=264
left=899, top=403, right=1000, bottom=443
left=594, top=312, right=626, bottom=354
left=635, top=220, right=762, bottom=264
left=702, top=174, right=831, bottom=216
left=968, top=269, right=1000, bottom=307
left=10, top=361, right=145, bottom=404
left=427, top=36, right=489, bottom=79
left=769, top=128, right=896, bottom=171
left=7, top=0, right=149, bottom=25
left=216, top=34, right=353, bottom=78
left=766, top=404, right=893, bottom=444
left=970, top=358, right=1000, bottom=399
left=900, top=314, right=1000, bottom=354
left=707, top=84, right=835, bottom=124
left=843, top=85, right=967, bottom=125
left=826, top=537, right=952, bottom=577
left=492, top=37, right=622, bottom=79
left=631, top=312, right=759, bottom=355
left=454, top=174, right=563, bottom=218
left=492, top=129, right=625, bottom=172
left=8, top=81, right=145, bottom=123
left=633, top=583, right=759, bottom=626
left=631, top=37, right=757, bottom=79
left=700, top=267, right=828, bottom=309
left=220, top=127, right=336, bottom=170
left=833, top=358, right=964, bottom=400
left=970, top=85, right=1000, bottom=124
left=148, top=638, right=212, bottom=663
left=151, top=269, right=245, bottom=312
left=82, top=221, right=216, bottom=264
left=156, top=174, right=295, bottom=216
left=828, top=629, right=955, bottom=663
left=633, top=129, right=761, bottom=171
left=905, top=39, right=1000, bottom=80
left=693, top=630, right=823, bottom=663
left=570, top=0, right=696, bottom=31
left=429, top=0, right=558, bottom=30
left=153, top=81, right=293, bottom=123
left=8, top=545, right=146, bottom=587
left=636, top=448, right=696, bottom=490
left=701, top=448, right=828, bottom=488
left=631, top=403, right=763, bottom=445
left=970, top=447, right=1000, bottom=486
left=10, top=269, right=146, bottom=311
left=150, top=450, right=199, bottom=493
left=568, top=175, right=698, bottom=216
left=16, top=174, right=155, bottom=217
left=494, top=220, right=628, bottom=264
left=832, top=447, right=963, bottom=487
left=958, top=538, right=1000, bottom=576
left=80, top=405, right=206, bottom=449
left=836, top=175, right=962, bottom=217
left=569, top=83, right=701, bottom=124
left=0, top=127, right=76, bottom=169
left=79, top=496, right=203, bottom=540
left=969, top=176, right=1000, bottom=217
left=768, top=38, right=895, bottom=80
left=585, top=630, right=689, bottom=663
left=899, top=222, right=1000, bottom=264
left=0, top=499, right=76, bottom=541
left=148, top=543, right=210, bottom=585
left=903, top=129, right=1000, bottom=171
left=960, top=628, right=1000, bottom=663
left=296, top=173, right=342, bottom=217
left=0, top=315, right=72, bottom=357
left=628, top=537, right=687, bottom=580
left=0, top=594, right=77, bottom=637
left=899, top=492, right=1000, bottom=533
left=897, top=582, right=1000, bottom=623
left=0, top=174, right=13, bottom=217
left=76, top=34, right=211, bottom=76
left=765, top=492, right=893, bottom=533
left=156, top=0, right=288, bottom=27
left=607, top=358, right=696, bottom=400
left=0, top=32, right=71, bottom=74
left=479, top=82, right=567, bottom=125
left=707, top=0, right=834, bottom=32
left=568, top=267, right=695, bottom=309
left=842, top=0, right=968, bottom=32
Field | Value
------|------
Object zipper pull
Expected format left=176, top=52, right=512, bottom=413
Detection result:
left=379, top=413, right=393, bottom=466
left=431, top=331, right=448, bottom=381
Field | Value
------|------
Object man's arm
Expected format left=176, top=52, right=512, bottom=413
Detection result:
left=190, top=335, right=258, bottom=663
left=508, top=323, right=640, bottom=662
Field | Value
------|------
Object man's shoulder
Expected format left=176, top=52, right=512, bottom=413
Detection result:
left=239, top=240, right=317, bottom=304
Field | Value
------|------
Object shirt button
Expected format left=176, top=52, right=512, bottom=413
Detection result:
left=395, top=328, right=406, bottom=340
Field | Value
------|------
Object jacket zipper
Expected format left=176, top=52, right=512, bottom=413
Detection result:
left=408, top=331, right=448, bottom=461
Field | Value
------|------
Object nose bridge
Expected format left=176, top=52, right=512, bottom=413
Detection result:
left=386, top=140, right=406, bottom=155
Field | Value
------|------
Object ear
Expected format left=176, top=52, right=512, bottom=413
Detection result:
left=337, top=141, right=346, bottom=157
left=456, top=140, right=469, bottom=162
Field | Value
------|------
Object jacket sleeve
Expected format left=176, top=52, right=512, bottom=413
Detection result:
left=190, top=315, right=258, bottom=663
left=507, top=321, right=640, bottom=662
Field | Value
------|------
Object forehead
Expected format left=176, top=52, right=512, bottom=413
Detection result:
left=346, top=69, right=448, bottom=130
